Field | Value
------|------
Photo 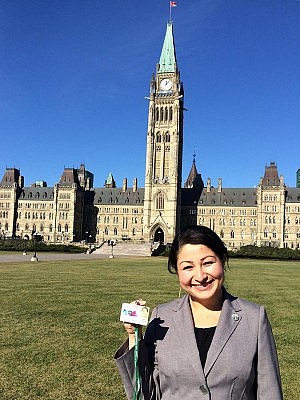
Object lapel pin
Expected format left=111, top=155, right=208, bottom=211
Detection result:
left=232, top=313, right=240, bottom=321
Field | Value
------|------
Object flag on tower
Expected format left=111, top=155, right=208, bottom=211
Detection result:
left=170, top=1, right=177, bottom=7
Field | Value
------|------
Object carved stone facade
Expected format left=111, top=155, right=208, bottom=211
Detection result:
left=0, top=23, right=299, bottom=249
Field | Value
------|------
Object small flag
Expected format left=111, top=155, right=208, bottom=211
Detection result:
left=170, top=1, right=177, bottom=7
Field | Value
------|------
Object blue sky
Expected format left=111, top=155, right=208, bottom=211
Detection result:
left=1, top=0, right=299, bottom=189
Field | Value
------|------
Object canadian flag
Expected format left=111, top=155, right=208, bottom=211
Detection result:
left=170, top=1, right=177, bottom=7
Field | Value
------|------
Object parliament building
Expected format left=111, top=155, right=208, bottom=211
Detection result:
left=1, top=23, right=300, bottom=250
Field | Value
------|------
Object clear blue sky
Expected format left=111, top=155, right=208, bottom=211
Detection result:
left=1, top=0, right=299, bottom=189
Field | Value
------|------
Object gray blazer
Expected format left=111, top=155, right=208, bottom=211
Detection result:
left=115, top=290, right=283, bottom=400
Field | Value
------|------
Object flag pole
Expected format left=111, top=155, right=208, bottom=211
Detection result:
left=169, top=2, right=172, bottom=23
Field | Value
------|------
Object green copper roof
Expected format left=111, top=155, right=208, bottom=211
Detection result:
left=106, top=173, right=114, bottom=184
left=159, top=23, right=177, bottom=73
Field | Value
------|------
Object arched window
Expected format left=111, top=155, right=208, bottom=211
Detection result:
left=58, top=224, right=62, bottom=233
left=165, top=132, right=170, bottom=142
left=156, top=192, right=165, bottom=210
left=65, top=224, right=69, bottom=233
left=155, top=107, right=159, bottom=121
left=164, top=106, right=168, bottom=121
left=169, top=107, right=173, bottom=121
left=230, top=230, right=235, bottom=239
left=160, top=107, right=164, bottom=121
left=156, top=132, right=161, bottom=143
left=114, top=227, right=118, bottom=235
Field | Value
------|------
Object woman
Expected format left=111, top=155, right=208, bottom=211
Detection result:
left=115, top=225, right=283, bottom=399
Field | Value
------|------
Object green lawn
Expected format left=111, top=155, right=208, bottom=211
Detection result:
left=0, top=257, right=299, bottom=399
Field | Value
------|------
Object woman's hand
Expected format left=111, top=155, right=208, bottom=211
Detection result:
left=123, top=299, right=146, bottom=349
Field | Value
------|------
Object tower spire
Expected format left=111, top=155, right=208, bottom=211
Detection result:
left=158, top=22, right=177, bottom=73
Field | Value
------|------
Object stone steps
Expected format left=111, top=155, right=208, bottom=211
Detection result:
left=93, top=242, right=151, bottom=257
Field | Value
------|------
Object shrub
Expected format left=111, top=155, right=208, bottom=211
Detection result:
left=0, top=239, right=85, bottom=253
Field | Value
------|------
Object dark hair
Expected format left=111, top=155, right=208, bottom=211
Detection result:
left=168, top=225, right=228, bottom=274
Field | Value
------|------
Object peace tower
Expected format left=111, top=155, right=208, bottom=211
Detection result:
left=143, top=22, right=184, bottom=244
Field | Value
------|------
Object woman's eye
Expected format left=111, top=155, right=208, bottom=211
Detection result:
left=203, top=261, right=214, bottom=267
left=182, top=265, right=193, bottom=271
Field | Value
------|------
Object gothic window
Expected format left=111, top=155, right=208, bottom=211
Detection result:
left=284, top=230, right=289, bottom=239
left=160, top=107, right=164, bottom=122
left=156, top=107, right=159, bottom=121
left=165, top=107, right=168, bottom=121
left=230, top=230, right=235, bottom=239
left=220, top=230, right=224, bottom=238
left=154, top=148, right=161, bottom=178
left=40, top=224, right=44, bottom=232
left=272, top=230, right=277, bottom=239
left=114, top=227, right=118, bottom=235
left=25, top=223, right=29, bottom=230
left=163, top=146, right=170, bottom=178
left=156, top=192, right=165, bottom=210
left=199, top=217, right=205, bottom=225
left=58, top=224, right=62, bottom=233
left=156, top=133, right=161, bottom=143
left=165, top=132, right=170, bottom=142
left=169, top=106, right=173, bottom=121
left=264, top=228, right=268, bottom=238
left=65, top=224, right=68, bottom=233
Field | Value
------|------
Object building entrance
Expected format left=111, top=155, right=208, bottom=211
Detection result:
left=154, top=228, right=164, bottom=243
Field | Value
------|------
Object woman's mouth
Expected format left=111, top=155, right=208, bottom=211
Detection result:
left=192, top=280, right=214, bottom=290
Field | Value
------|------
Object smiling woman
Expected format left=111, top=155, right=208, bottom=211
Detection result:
left=115, top=225, right=283, bottom=400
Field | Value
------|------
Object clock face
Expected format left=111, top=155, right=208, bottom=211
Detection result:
left=160, top=78, right=172, bottom=91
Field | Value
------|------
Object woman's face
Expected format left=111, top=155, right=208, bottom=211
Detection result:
left=177, top=243, right=224, bottom=306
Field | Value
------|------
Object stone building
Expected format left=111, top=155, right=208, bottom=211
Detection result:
left=0, top=22, right=299, bottom=250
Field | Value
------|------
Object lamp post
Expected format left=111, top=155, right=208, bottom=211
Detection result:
left=23, top=237, right=28, bottom=255
left=31, top=232, right=38, bottom=262
left=109, top=240, right=116, bottom=258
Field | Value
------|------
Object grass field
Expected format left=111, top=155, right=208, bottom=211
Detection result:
left=0, top=257, right=299, bottom=399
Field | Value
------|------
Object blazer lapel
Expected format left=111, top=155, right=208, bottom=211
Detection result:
left=204, top=292, right=242, bottom=376
left=171, top=295, right=206, bottom=380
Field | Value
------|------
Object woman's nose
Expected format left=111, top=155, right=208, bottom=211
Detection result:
left=194, top=265, right=206, bottom=280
